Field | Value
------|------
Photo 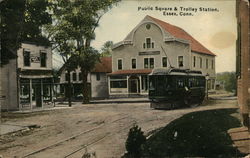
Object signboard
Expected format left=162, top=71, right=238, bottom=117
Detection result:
left=30, top=55, right=40, bottom=63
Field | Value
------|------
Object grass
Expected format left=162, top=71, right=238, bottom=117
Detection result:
left=143, top=108, right=245, bottom=158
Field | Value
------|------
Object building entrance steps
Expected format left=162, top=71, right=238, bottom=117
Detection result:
left=228, top=127, right=250, bottom=154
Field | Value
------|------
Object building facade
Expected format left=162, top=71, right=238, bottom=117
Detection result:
left=0, top=42, right=53, bottom=111
left=109, top=15, right=216, bottom=97
left=58, top=57, right=111, bottom=99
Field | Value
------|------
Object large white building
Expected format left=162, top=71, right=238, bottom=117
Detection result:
left=0, top=42, right=53, bottom=111
left=109, top=15, right=216, bottom=97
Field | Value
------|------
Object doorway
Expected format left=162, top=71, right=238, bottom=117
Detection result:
left=128, top=76, right=140, bottom=94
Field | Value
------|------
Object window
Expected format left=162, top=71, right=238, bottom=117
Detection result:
left=73, top=72, right=77, bottom=81
left=150, top=58, right=154, bottom=68
left=200, top=57, right=202, bottom=68
left=146, top=24, right=151, bottom=30
left=23, top=50, right=30, bottom=66
left=144, top=58, right=149, bottom=68
left=79, top=72, right=82, bottom=81
left=162, top=57, right=167, bottom=67
left=177, top=79, right=184, bottom=88
left=193, top=56, right=196, bottom=67
left=206, top=59, right=208, bottom=69
left=144, top=58, right=154, bottom=69
left=152, top=42, right=154, bottom=48
left=118, top=59, right=122, bottom=70
left=178, top=56, right=184, bottom=67
left=146, top=38, right=151, bottom=48
left=110, top=80, right=127, bottom=88
left=40, top=51, right=47, bottom=67
left=132, top=59, right=136, bottom=69
left=96, top=73, right=100, bottom=81
left=211, top=60, right=214, bottom=69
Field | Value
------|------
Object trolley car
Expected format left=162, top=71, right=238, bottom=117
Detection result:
left=149, top=68, right=206, bottom=109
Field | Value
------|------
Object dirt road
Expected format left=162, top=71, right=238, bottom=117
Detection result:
left=0, top=99, right=239, bottom=158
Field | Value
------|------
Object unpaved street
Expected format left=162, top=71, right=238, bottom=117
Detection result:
left=0, top=99, right=239, bottom=158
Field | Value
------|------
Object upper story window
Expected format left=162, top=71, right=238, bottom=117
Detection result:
left=132, top=58, right=136, bottom=69
left=23, top=50, right=30, bottom=67
left=146, top=38, right=151, bottom=48
left=40, top=51, right=47, bottom=67
left=206, top=59, right=208, bottom=69
left=118, top=59, right=122, bottom=70
left=162, top=57, right=167, bottom=67
left=143, top=38, right=154, bottom=49
left=178, top=56, right=184, bottom=67
left=72, top=72, right=77, bottom=81
left=211, top=60, right=214, bottom=69
left=193, top=56, right=196, bottom=67
left=96, top=73, right=100, bottom=81
left=144, top=58, right=154, bottom=69
left=200, top=57, right=202, bottom=68
left=79, top=72, right=82, bottom=81
left=150, top=58, right=154, bottom=68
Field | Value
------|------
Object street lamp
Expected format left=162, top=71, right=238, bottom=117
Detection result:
left=205, top=73, right=210, bottom=100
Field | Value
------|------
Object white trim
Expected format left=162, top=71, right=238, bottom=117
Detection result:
left=131, top=57, right=137, bottom=69
left=117, top=58, right=123, bottom=70
left=177, top=55, right=184, bottom=68
left=130, top=21, right=166, bottom=43
left=143, top=57, right=155, bottom=69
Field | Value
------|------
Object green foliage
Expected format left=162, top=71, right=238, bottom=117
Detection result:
left=144, top=109, right=243, bottom=157
left=101, top=41, right=113, bottom=57
left=47, top=0, right=120, bottom=103
left=216, top=72, right=236, bottom=92
left=0, top=0, right=51, bottom=66
left=125, top=125, right=146, bottom=158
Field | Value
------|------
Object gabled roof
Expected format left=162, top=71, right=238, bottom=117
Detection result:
left=108, top=69, right=152, bottom=75
left=147, top=16, right=215, bottom=56
left=58, top=57, right=112, bottom=74
left=92, top=57, right=112, bottom=73
left=113, top=15, right=215, bottom=56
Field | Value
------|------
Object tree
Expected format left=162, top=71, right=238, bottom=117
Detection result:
left=101, top=41, right=113, bottom=57
left=49, top=0, right=120, bottom=104
left=216, top=72, right=236, bottom=93
left=0, top=0, right=51, bottom=66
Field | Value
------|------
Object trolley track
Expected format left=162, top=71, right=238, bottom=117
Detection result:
left=21, top=114, right=130, bottom=158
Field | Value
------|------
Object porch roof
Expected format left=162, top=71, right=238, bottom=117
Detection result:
left=108, top=69, right=152, bottom=75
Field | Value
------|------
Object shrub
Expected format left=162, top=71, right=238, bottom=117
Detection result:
left=125, top=124, right=146, bottom=158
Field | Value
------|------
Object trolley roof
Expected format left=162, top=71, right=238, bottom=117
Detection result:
left=149, top=68, right=204, bottom=76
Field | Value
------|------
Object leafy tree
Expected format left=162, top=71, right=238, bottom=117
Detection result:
left=101, top=41, right=113, bottom=57
left=216, top=72, right=236, bottom=93
left=0, top=0, right=51, bottom=66
left=48, top=0, right=120, bottom=104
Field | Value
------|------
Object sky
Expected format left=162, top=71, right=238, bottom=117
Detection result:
left=54, top=0, right=237, bottom=73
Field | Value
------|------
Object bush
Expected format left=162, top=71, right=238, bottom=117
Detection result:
left=125, top=124, right=146, bottom=158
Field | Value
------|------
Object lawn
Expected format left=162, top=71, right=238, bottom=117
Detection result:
left=143, top=108, right=245, bottom=158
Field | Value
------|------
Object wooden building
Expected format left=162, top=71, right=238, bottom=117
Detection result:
left=0, top=42, right=53, bottom=111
